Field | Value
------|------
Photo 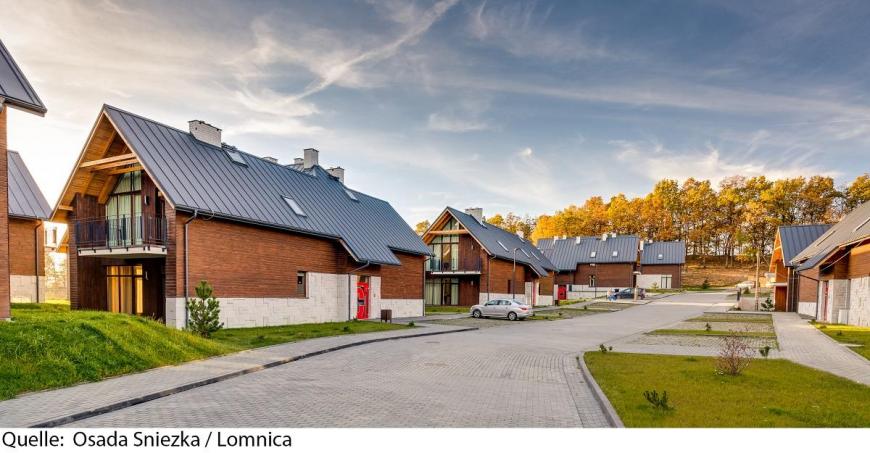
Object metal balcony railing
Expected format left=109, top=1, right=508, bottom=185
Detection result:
left=426, top=256, right=482, bottom=273
left=75, top=214, right=167, bottom=249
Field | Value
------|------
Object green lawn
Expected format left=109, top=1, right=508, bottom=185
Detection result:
left=528, top=308, right=599, bottom=321
left=815, top=324, right=870, bottom=360
left=650, top=328, right=776, bottom=338
left=687, top=314, right=772, bottom=324
left=0, top=303, right=407, bottom=400
left=211, top=320, right=409, bottom=349
left=424, top=305, right=469, bottom=314
left=585, top=352, right=870, bottom=427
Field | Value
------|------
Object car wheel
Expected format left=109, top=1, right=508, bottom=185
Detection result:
left=472, top=310, right=482, bottom=318
left=508, top=312, right=518, bottom=321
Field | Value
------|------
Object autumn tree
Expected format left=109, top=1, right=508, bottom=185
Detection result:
left=844, top=173, right=870, bottom=210
left=414, top=220, right=431, bottom=234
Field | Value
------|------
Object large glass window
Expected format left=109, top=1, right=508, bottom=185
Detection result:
left=106, top=171, right=143, bottom=247
left=429, top=218, right=460, bottom=272
left=425, top=278, right=459, bottom=306
left=106, top=265, right=143, bottom=315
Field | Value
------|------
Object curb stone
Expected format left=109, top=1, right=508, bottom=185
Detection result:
left=576, top=353, right=624, bottom=428
left=30, top=325, right=477, bottom=428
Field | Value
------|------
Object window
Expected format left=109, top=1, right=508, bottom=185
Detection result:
left=282, top=196, right=306, bottom=216
left=657, top=253, right=664, bottom=260
left=612, top=250, right=618, bottom=257
left=589, top=275, right=596, bottom=287
left=225, top=148, right=247, bottom=166
left=429, top=231, right=459, bottom=271
left=497, top=240, right=509, bottom=252
left=425, top=277, right=459, bottom=306
left=590, top=251, right=597, bottom=258
left=296, top=272, right=307, bottom=297
left=106, top=171, right=143, bottom=247
left=344, top=188, right=358, bottom=201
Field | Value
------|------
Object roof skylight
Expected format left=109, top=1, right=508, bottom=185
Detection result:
left=497, top=240, right=509, bottom=252
left=590, top=251, right=596, bottom=258
left=344, top=188, right=358, bottom=202
left=520, top=249, right=530, bottom=258
left=657, top=253, right=664, bottom=260
left=282, top=196, right=306, bottom=217
left=612, top=250, right=618, bottom=257
left=225, top=148, right=247, bottom=166
left=854, top=216, right=870, bottom=232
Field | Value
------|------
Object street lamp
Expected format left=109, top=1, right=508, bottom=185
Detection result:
left=511, top=248, right=519, bottom=299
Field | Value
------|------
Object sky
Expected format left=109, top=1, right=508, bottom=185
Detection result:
left=2, top=0, right=870, bottom=226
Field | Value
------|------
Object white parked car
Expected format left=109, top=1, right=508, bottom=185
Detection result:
left=470, top=299, right=533, bottom=321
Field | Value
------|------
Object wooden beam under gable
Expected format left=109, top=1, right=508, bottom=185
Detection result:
left=87, top=158, right=139, bottom=172
left=80, top=151, right=133, bottom=168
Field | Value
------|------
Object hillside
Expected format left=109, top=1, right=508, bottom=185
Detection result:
left=682, top=256, right=765, bottom=288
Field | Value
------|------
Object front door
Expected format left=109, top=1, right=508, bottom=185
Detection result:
left=356, top=279, right=370, bottom=320
left=557, top=285, right=567, bottom=301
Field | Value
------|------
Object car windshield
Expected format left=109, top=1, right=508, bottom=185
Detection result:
left=510, top=300, right=523, bottom=305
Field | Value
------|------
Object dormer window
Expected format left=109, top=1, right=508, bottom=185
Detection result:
left=225, top=148, right=247, bottom=166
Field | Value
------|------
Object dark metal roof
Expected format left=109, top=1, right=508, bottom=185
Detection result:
left=778, top=224, right=831, bottom=267
left=7, top=150, right=51, bottom=220
left=103, top=105, right=429, bottom=265
left=640, top=240, right=686, bottom=265
left=0, top=40, right=46, bottom=115
left=538, top=235, right=639, bottom=271
left=443, top=207, right=554, bottom=276
left=794, top=201, right=870, bottom=271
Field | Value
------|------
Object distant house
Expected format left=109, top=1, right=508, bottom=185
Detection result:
left=1, top=39, right=47, bottom=319
left=790, top=201, right=870, bottom=326
left=7, top=150, right=51, bottom=302
left=421, top=207, right=555, bottom=306
left=538, top=234, right=640, bottom=300
left=52, top=105, right=429, bottom=328
left=638, top=240, right=686, bottom=289
left=768, top=224, right=831, bottom=313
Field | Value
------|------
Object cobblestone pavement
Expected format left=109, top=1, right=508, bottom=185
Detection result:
left=773, top=312, right=870, bottom=385
left=70, top=293, right=730, bottom=428
left=0, top=323, right=470, bottom=427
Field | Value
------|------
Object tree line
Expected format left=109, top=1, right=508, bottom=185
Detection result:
left=416, top=173, right=870, bottom=265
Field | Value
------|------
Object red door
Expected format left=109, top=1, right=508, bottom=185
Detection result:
left=557, top=285, right=567, bottom=301
left=356, top=281, right=370, bottom=320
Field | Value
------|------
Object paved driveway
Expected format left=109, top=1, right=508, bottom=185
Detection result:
left=73, top=293, right=730, bottom=428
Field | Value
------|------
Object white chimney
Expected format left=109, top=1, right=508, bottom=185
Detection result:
left=611, top=232, right=616, bottom=238
left=601, top=233, right=608, bottom=241
left=517, top=230, right=525, bottom=240
left=293, top=157, right=304, bottom=166
left=465, top=207, right=483, bottom=222
left=188, top=120, right=222, bottom=147
left=327, top=166, right=345, bottom=183
left=263, top=156, right=278, bottom=164
left=639, top=241, right=644, bottom=251
left=303, top=148, right=319, bottom=169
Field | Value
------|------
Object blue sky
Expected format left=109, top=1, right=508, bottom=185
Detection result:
left=3, top=0, right=869, bottom=225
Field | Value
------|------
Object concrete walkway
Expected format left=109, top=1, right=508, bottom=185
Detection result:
left=773, top=312, right=870, bottom=385
left=0, top=323, right=472, bottom=427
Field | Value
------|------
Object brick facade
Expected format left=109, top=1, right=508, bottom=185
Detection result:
left=0, top=108, right=8, bottom=318
left=639, top=263, right=682, bottom=288
left=575, top=262, right=635, bottom=288
left=9, top=218, right=44, bottom=276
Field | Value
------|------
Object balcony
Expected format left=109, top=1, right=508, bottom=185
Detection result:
left=426, top=257, right=482, bottom=275
left=75, top=214, right=168, bottom=258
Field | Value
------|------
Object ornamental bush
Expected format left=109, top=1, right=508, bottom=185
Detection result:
left=186, top=280, right=224, bottom=338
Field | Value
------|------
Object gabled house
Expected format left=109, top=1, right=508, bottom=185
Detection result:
left=790, top=201, right=870, bottom=326
left=52, top=105, right=430, bottom=328
left=768, top=224, right=831, bottom=313
left=538, top=234, right=640, bottom=300
left=7, top=150, right=51, bottom=302
left=638, top=240, right=686, bottom=289
left=1, top=39, right=47, bottom=319
left=421, top=207, right=555, bottom=306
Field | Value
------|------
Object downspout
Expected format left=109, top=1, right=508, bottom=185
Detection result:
left=34, top=221, right=42, bottom=303
left=348, top=261, right=371, bottom=321
left=183, top=209, right=199, bottom=327
left=487, top=255, right=495, bottom=302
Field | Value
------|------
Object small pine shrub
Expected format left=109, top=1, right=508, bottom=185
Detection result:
left=342, top=325, right=351, bottom=332
left=758, top=345, right=771, bottom=358
left=599, top=344, right=608, bottom=354
left=185, top=280, right=223, bottom=338
left=408, top=321, right=415, bottom=327
left=705, top=322, right=712, bottom=332
left=701, top=278, right=710, bottom=290
left=643, top=390, right=672, bottom=410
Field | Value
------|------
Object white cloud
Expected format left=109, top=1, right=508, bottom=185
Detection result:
left=427, top=113, right=490, bottom=132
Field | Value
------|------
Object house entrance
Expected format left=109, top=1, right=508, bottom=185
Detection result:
left=356, top=277, right=370, bottom=319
